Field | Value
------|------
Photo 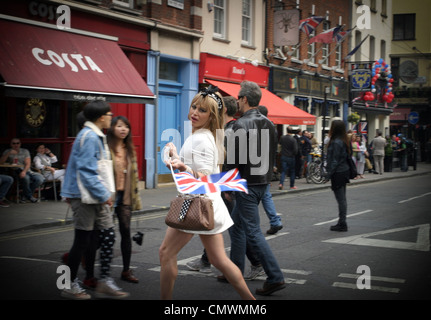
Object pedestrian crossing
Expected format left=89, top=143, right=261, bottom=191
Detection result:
left=332, top=273, right=405, bottom=294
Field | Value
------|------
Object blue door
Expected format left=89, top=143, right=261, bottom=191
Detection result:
left=157, top=92, right=181, bottom=175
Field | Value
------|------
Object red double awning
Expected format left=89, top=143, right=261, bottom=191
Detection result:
left=206, top=79, right=316, bottom=125
left=0, top=17, right=155, bottom=104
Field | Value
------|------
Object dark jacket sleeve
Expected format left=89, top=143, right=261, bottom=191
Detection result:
left=326, top=139, right=349, bottom=178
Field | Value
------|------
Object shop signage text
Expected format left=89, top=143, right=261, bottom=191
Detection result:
left=29, top=1, right=71, bottom=30
left=32, top=48, right=103, bottom=73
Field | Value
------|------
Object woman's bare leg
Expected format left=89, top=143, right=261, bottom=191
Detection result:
left=159, top=227, right=194, bottom=299
left=200, top=234, right=255, bottom=300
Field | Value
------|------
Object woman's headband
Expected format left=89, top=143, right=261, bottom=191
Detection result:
left=200, top=85, right=223, bottom=110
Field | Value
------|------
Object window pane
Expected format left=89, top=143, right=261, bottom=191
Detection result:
left=214, top=0, right=225, bottom=37
left=159, top=61, right=179, bottom=81
left=405, top=14, right=415, bottom=39
left=67, top=101, right=86, bottom=137
left=242, top=0, right=251, bottom=43
left=16, top=98, right=60, bottom=138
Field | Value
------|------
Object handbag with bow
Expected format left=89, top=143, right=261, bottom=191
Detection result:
left=165, top=193, right=214, bottom=231
left=165, top=160, right=214, bottom=231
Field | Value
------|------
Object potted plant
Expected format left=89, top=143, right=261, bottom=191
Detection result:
left=347, top=112, right=360, bottom=124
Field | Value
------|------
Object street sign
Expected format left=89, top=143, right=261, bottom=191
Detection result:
left=408, top=111, right=419, bottom=125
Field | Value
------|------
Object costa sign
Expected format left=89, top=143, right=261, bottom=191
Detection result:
left=32, top=48, right=103, bottom=73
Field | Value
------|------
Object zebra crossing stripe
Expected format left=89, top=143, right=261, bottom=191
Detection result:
left=332, top=273, right=405, bottom=294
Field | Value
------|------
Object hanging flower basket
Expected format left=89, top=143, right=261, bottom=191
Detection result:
left=347, top=112, right=360, bottom=124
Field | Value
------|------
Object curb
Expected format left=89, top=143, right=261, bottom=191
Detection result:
left=3, top=169, right=429, bottom=235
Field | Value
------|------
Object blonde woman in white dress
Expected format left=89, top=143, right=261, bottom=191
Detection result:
left=159, top=87, right=255, bottom=300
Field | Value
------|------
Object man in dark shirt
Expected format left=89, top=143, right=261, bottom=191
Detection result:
left=279, top=127, right=298, bottom=190
left=225, top=81, right=285, bottom=296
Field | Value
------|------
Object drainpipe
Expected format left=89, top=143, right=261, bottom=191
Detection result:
left=154, top=51, right=160, bottom=189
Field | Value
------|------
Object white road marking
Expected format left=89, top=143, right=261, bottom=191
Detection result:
left=323, top=224, right=430, bottom=252
left=333, top=273, right=406, bottom=294
left=314, top=210, right=373, bottom=226
left=0, top=256, right=137, bottom=268
left=338, top=273, right=405, bottom=284
left=332, top=282, right=400, bottom=293
left=398, top=192, right=431, bottom=204
left=148, top=231, right=311, bottom=284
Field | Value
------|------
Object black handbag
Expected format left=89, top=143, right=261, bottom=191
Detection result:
left=346, top=155, right=357, bottom=179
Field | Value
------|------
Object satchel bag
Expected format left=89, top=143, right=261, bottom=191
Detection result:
left=165, top=159, right=214, bottom=231
left=165, top=194, right=214, bottom=231
left=346, top=155, right=358, bottom=179
left=77, top=130, right=115, bottom=204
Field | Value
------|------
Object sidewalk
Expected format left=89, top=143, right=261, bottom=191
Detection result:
left=1, top=163, right=430, bottom=235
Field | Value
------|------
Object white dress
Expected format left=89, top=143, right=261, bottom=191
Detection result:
left=178, top=129, right=233, bottom=235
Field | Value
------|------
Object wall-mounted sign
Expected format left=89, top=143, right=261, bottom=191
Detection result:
left=25, top=98, right=46, bottom=127
left=274, top=9, right=300, bottom=46
left=349, top=62, right=372, bottom=91
left=167, top=0, right=184, bottom=10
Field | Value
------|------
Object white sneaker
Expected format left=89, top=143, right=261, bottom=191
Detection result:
left=244, top=265, right=265, bottom=280
left=61, top=279, right=91, bottom=300
left=95, top=277, right=129, bottom=299
left=186, top=258, right=212, bottom=273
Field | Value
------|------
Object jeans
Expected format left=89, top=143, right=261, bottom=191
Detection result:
left=400, top=154, right=408, bottom=172
left=279, top=156, right=296, bottom=188
left=262, top=184, right=281, bottom=227
left=230, top=185, right=284, bottom=284
left=0, top=175, right=14, bottom=199
left=333, top=184, right=347, bottom=225
left=20, top=171, right=44, bottom=199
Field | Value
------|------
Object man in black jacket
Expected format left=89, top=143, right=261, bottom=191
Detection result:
left=225, top=81, right=285, bottom=296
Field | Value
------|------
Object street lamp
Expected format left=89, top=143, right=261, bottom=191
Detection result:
left=321, top=86, right=330, bottom=158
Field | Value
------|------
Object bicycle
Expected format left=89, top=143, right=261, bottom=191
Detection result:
left=306, top=148, right=326, bottom=184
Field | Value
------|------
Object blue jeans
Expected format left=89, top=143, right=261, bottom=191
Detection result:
left=0, top=175, right=14, bottom=199
left=262, top=184, right=281, bottom=227
left=230, top=185, right=284, bottom=284
left=20, top=171, right=44, bottom=199
left=280, top=156, right=296, bottom=188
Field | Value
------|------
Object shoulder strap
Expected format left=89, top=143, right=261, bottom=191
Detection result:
left=80, top=129, right=105, bottom=160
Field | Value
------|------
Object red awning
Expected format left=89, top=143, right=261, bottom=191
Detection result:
left=206, top=79, right=316, bottom=125
left=0, top=17, right=155, bottom=104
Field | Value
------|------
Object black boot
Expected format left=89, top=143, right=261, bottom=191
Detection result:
left=330, top=223, right=348, bottom=232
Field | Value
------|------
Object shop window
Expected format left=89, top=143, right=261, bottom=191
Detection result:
left=67, top=101, right=87, bottom=137
left=0, top=98, right=7, bottom=138
left=16, top=98, right=60, bottom=139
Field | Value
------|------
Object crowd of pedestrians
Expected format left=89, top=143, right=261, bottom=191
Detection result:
left=0, top=80, right=423, bottom=300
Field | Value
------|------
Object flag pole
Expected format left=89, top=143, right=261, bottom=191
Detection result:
left=326, top=25, right=356, bottom=58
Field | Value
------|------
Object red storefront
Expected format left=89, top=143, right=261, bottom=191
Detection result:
left=199, top=53, right=316, bottom=126
left=0, top=1, right=154, bottom=179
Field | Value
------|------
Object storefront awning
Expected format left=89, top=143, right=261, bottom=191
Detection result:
left=0, top=17, right=155, bottom=104
left=206, top=79, right=316, bottom=125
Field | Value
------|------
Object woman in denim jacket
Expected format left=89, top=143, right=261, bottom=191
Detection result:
left=61, top=101, right=128, bottom=300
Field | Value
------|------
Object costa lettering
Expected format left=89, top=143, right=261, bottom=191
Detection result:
left=32, top=48, right=103, bottom=73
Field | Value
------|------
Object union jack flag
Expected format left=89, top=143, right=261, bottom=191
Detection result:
left=353, top=122, right=368, bottom=143
left=172, top=168, right=248, bottom=195
left=299, top=16, right=324, bottom=37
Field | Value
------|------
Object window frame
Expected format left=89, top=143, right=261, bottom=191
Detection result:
left=241, top=0, right=253, bottom=46
left=213, top=0, right=226, bottom=39
left=393, top=14, right=416, bottom=41
left=112, top=0, right=134, bottom=9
